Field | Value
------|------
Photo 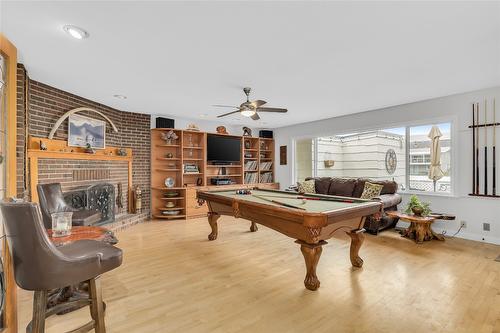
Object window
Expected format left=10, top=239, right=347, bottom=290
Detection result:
left=294, top=122, right=453, bottom=194
left=408, top=123, right=451, bottom=193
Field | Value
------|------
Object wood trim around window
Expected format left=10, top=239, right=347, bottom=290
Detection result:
left=1, top=33, right=18, bottom=333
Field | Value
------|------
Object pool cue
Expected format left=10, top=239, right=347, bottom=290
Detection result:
left=493, top=98, right=497, bottom=196
left=472, top=103, right=476, bottom=194
left=253, top=194, right=306, bottom=210
left=476, top=102, right=480, bottom=194
left=256, top=194, right=355, bottom=203
left=485, top=99, right=488, bottom=195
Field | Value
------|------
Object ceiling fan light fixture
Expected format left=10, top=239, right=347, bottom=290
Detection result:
left=240, top=109, right=256, bottom=117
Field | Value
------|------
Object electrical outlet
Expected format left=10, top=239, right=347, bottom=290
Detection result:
left=461, top=221, right=467, bottom=228
left=483, top=223, right=490, bottom=231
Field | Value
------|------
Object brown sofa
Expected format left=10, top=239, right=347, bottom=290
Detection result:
left=304, top=177, right=402, bottom=234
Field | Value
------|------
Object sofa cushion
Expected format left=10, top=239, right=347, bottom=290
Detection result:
left=328, top=178, right=356, bottom=197
left=360, top=182, right=384, bottom=199
left=297, top=180, right=316, bottom=194
left=353, top=179, right=398, bottom=197
left=305, top=177, right=332, bottom=194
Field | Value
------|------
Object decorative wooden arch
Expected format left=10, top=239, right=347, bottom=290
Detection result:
left=48, top=107, right=119, bottom=139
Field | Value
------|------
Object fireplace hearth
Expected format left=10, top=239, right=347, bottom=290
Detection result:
left=64, top=183, right=116, bottom=225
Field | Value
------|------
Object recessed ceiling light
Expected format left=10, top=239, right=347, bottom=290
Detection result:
left=113, top=94, right=127, bottom=100
left=63, top=25, right=89, bottom=40
left=199, top=113, right=209, bottom=118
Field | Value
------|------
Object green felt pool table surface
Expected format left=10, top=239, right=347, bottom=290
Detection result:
left=209, top=189, right=374, bottom=213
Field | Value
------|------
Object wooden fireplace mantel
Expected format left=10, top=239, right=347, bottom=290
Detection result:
left=27, top=137, right=133, bottom=206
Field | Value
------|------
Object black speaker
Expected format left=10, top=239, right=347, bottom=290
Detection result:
left=259, top=130, right=273, bottom=139
left=156, top=117, right=175, bottom=129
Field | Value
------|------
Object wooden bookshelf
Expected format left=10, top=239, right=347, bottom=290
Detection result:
left=151, top=128, right=277, bottom=220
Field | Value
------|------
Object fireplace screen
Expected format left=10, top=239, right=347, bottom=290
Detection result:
left=64, top=182, right=115, bottom=225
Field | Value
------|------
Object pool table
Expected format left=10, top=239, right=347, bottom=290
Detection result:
left=197, top=189, right=383, bottom=291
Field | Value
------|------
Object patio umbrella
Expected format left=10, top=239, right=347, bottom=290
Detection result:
left=428, top=125, right=445, bottom=191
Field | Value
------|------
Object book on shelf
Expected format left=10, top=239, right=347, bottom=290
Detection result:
left=245, top=172, right=259, bottom=184
left=260, top=172, right=273, bottom=183
left=244, top=160, right=258, bottom=171
left=259, top=161, right=273, bottom=171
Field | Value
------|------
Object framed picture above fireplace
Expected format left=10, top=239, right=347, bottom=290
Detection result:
left=68, top=114, right=106, bottom=149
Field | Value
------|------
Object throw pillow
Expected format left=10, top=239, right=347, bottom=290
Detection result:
left=360, top=182, right=383, bottom=199
left=297, top=180, right=316, bottom=194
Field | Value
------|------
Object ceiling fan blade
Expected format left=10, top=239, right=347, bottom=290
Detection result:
left=213, top=104, right=240, bottom=109
left=256, top=107, right=288, bottom=113
left=250, top=100, right=267, bottom=108
left=251, top=112, right=260, bottom=120
left=217, top=110, right=241, bottom=118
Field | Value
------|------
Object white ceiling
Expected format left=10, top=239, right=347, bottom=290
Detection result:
left=2, top=1, right=499, bottom=128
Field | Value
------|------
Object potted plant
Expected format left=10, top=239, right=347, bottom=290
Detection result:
left=405, top=195, right=430, bottom=216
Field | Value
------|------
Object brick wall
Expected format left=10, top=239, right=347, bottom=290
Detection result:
left=16, top=65, right=26, bottom=198
left=17, top=64, right=151, bottom=227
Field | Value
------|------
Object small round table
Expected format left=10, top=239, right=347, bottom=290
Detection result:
left=386, top=211, right=445, bottom=244
left=47, top=226, right=118, bottom=314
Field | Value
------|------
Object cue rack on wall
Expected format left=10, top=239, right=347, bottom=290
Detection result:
left=469, top=98, right=499, bottom=198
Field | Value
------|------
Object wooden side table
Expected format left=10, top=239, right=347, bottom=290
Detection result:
left=386, top=211, right=445, bottom=243
left=47, top=226, right=118, bottom=314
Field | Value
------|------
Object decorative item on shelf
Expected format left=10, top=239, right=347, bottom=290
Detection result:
left=216, top=126, right=228, bottom=134
left=165, top=152, right=174, bottom=158
left=196, top=177, right=203, bottom=186
left=242, top=127, right=252, bottom=137
left=162, top=210, right=181, bottom=215
left=186, top=123, right=200, bottom=131
left=117, top=148, right=127, bottom=156
left=51, top=212, right=73, bottom=237
left=405, top=195, right=430, bottom=216
left=245, top=152, right=253, bottom=158
left=324, top=160, right=334, bottom=168
left=244, top=140, right=251, bottom=149
left=184, top=163, right=200, bottom=174
left=84, top=143, right=96, bottom=154
left=161, top=130, right=178, bottom=145
left=165, top=201, right=175, bottom=208
left=132, top=185, right=142, bottom=213
left=167, top=163, right=176, bottom=169
left=260, top=153, right=265, bottom=159
left=39, top=140, right=48, bottom=151
left=165, top=177, right=175, bottom=188
left=163, top=192, right=179, bottom=198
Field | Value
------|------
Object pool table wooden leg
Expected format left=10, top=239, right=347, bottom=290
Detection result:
left=208, top=212, right=220, bottom=241
left=296, top=240, right=327, bottom=291
left=347, top=228, right=365, bottom=268
left=250, top=221, right=258, bottom=232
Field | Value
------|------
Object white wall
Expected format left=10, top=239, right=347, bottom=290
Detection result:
left=274, top=86, right=500, bottom=245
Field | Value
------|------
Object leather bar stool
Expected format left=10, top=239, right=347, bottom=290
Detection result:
left=37, top=183, right=101, bottom=228
left=0, top=201, right=123, bottom=333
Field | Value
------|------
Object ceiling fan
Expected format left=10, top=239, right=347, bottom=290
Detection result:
left=213, top=87, right=288, bottom=120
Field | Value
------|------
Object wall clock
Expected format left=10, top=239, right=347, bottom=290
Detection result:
left=385, top=149, right=397, bottom=174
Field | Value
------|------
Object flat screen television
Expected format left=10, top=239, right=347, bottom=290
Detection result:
left=207, top=134, right=241, bottom=163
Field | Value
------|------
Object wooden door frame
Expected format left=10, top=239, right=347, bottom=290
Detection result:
left=1, top=33, right=18, bottom=333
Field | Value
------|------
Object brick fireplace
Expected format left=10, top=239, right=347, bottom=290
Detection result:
left=16, top=64, right=151, bottom=230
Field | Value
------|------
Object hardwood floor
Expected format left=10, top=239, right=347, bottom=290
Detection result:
left=17, top=217, right=500, bottom=333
